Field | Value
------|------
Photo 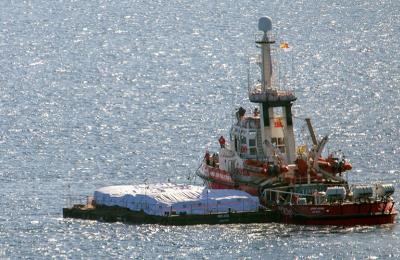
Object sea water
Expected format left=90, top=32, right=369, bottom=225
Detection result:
left=1, top=0, right=400, bottom=258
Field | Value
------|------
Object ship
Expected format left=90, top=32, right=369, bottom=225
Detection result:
left=195, top=16, right=397, bottom=226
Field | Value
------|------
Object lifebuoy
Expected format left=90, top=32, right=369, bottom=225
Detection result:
left=237, top=168, right=246, bottom=175
left=241, top=146, right=247, bottom=153
left=312, top=190, right=319, bottom=199
left=293, top=195, right=298, bottom=204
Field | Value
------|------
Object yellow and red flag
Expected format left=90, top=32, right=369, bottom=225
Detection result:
left=281, top=43, right=292, bottom=52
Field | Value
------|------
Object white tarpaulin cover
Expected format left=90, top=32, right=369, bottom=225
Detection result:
left=93, top=183, right=262, bottom=215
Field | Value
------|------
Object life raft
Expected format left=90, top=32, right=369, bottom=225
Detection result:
left=243, top=159, right=263, bottom=174
left=317, top=157, right=352, bottom=174
left=243, top=159, right=288, bottom=178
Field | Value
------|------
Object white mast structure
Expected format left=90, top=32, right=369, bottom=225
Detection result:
left=255, top=17, right=296, bottom=165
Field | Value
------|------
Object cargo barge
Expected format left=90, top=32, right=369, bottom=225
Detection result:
left=63, top=183, right=279, bottom=225
left=63, top=204, right=278, bottom=225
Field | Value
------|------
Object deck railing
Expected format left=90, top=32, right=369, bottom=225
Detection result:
left=67, top=195, right=94, bottom=208
left=262, top=182, right=350, bottom=205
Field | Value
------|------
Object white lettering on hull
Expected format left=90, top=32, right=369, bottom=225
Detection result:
left=203, top=166, right=233, bottom=183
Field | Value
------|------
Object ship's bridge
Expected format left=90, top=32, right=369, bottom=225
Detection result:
left=230, top=116, right=263, bottom=159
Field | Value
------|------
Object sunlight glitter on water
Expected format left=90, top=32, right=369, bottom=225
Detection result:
left=1, top=0, right=400, bottom=259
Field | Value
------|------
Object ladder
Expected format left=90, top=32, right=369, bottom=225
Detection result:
left=256, top=121, right=264, bottom=158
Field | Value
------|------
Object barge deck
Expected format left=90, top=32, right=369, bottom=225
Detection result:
left=63, top=205, right=278, bottom=225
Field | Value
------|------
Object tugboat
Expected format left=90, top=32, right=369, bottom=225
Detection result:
left=196, top=16, right=397, bottom=225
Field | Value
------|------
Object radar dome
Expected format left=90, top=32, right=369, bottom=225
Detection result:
left=258, top=17, right=272, bottom=31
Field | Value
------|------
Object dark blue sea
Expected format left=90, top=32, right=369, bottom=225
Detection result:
left=1, top=0, right=400, bottom=259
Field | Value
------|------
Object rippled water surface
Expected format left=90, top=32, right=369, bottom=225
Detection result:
left=1, top=0, right=400, bottom=259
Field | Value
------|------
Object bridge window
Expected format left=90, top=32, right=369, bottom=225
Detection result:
left=271, top=137, right=286, bottom=154
left=249, top=139, right=256, bottom=146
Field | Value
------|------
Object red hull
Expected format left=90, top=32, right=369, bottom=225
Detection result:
left=206, top=180, right=260, bottom=197
left=198, top=163, right=397, bottom=225
left=278, top=202, right=396, bottom=225
left=201, top=164, right=261, bottom=197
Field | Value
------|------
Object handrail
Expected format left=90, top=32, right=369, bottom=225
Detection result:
left=262, top=188, right=309, bottom=205
left=67, top=195, right=93, bottom=208
left=262, top=183, right=349, bottom=204
left=262, top=188, right=315, bottom=197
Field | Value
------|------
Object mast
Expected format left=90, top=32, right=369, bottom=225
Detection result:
left=250, top=17, right=297, bottom=165
left=258, top=17, right=273, bottom=92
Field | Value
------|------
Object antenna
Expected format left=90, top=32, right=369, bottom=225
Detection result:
left=247, top=57, right=251, bottom=96
left=258, top=16, right=272, bottom=42
left=258, top=17, right=272, bottom=31
left=231, top=83, right=235, bottom=125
